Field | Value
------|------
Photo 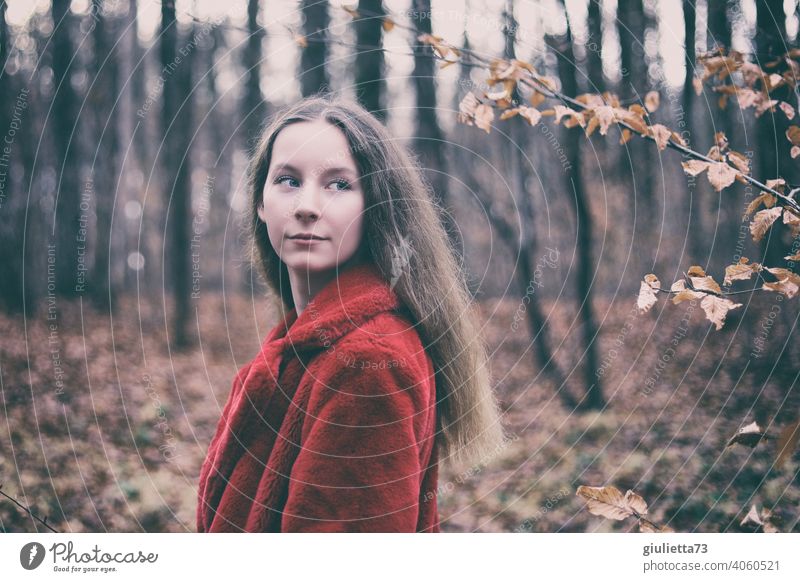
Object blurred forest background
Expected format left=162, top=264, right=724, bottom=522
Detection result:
left=1, top=0, right=799, bottom=533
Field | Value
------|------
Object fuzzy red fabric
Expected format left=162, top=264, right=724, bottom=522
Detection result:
left=196, top=262, right=440, bottom=532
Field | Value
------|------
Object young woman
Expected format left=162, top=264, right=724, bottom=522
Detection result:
left=196, top=95, right=506, bottom=532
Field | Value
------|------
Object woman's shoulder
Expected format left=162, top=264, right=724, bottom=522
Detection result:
left=339, top=308, right=429, bottom=367
left=305, top=308, right=434, bottom=399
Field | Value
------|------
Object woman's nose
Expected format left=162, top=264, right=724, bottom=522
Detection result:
left=293, top=185, right=321, bottom=220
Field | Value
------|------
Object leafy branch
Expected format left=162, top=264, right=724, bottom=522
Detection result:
left=575, top=485, right=674, bottom=532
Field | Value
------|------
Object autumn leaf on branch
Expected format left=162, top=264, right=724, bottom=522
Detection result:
left=749, top=207, right=783, bottom=242
left=576, top=485, right=673, bottom=532
left=726, top=421, right=772, bottom=448
left=741, top=504, right=782, bottom=533
left=761, top=267, right=800, bottom=299
left=636, top=274, right=660, bottom=313
left=700, top=295, right=742, bottom=330
left=723, top=258, right=762, bottom=286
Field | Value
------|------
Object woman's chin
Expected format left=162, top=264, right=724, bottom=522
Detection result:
left=281, top=255, right=336, bottom=272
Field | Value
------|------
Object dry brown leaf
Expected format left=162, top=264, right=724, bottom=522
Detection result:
left=576, top=485, right=648, bottom=520
left=624, top=490, right=649, bottom=516
left=767, top=73, right=784, bottom=90
left=707, top=162, right=739, bottom=191
left=775, top=420, right=800, bottom=469
left=649, top=124, right=672, bottom=150
left=530, top=91, right=546, bottom=107
left=518, top=106, right=542, bottom=126
left=787, top=125, right=800, bottom=145
left=762, top=267, right=800, bottom=299
left=755, top=96, right=779, bottom=118
left=690, top=275, right=722, bottom=294
left=637, top=279, right=659, bottom=313
left=644, top=273, right=661, bottom=290
left=672, top=289, right=706, bottom=304
left=766, top=178, right=786, bottom=192
left=682, top=160, right=710, bottom=177
left=780, top=101, right=796, bottom=120
left=735, top=87, right=760, bottom=109
left=585, top=116, right=600, bottom=137
left=593, top=105, right=615, bottom=135
left=499, top=108, right=520, bottom=121
left=619, top=128, right=633, bottom=145
left=474, top=104, right=494, bottom=134
left=723, top=261, right=761, bottom=285
left=783, top=208, right=800, bottom=226
left=553, top=105, right=579, bottom=126
left=727, top=421, right=771, bottom=448
left=741, top=504, right=763, bottom=527
left=687, top=265, right=707, bottom=277
left=743, top=192, right=777, bottom=218
left=750, top=207, right=783, bottom=242
left=727, top=151, right=750, bottom=174
left=644, top=91, right=660, bottom=112
left=700, top=294, right=742, bottom=330
left=670, top=279, right=687, bottom=292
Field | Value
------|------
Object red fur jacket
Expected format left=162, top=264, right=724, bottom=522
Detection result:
left=196, top=262, right=440, bottom=532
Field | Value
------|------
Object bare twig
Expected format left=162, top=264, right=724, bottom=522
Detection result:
left=0, top=484, right=60, bottom=533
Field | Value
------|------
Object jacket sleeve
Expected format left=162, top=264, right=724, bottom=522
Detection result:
left=280, top=345, right=428, bottom=532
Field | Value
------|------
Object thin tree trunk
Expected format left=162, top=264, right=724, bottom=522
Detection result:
left=617, top=0, right=654, bottom=246
left=756, top=0, right=795, bottom=268
left=354, top=0, right=386, bottom=121
left=89, top=0, right=117, bottom=310
left=160, top=1, right=193, bottom=348
left=549, top=3, right=605, bottom=410
left=300, top=0, right=331, bottom=96
left=51, top=0, right=81, bottom=297
left=410, top=0, right=462, bottom=262
left=586, top=0, right=605, bottom=94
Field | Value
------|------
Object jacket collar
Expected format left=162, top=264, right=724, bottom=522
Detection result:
left=263, top=261, right=402, bottom=355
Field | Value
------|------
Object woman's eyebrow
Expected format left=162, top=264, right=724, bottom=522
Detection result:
left=320, top=166, right=358, bottom=176
left=271, top=162, right=300, bottom=174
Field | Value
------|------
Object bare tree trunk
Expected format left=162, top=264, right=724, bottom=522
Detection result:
left=707, top=0, right=741, bottom=270
left=756, top=0, right=795, bottom=269
left=354, top=0, right=386, bottom=121
left=586, top=0, right=605, bottom=94
left=89, top=0, right=118, bottom=310
left=300, top=0, right=331, bottom=97
left=0, top=0, right=23, bottom=312
left=617, top=0, right=654, bottom=246
left=549, top=3, right=605, bottom=410
left=160, top=1, right=193, bottom=348
left=410, top=0, right=462, bottom=262
left=51, top=0, right=81, bottom=297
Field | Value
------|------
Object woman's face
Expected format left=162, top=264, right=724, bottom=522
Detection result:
left=258, top=120, right=366, bottom=275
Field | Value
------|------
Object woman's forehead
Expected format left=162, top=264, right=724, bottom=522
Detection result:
left=272, top=120, right=356, bottom=165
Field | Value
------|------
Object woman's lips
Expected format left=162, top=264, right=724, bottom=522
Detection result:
left=289, top=237, right=327, bottom=246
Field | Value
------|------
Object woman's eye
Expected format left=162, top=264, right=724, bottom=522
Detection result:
left=329, top=178, right=351, bottom=191
left=274, top=175, right=299, bottom=188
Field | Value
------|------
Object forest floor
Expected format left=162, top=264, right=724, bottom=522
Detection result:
left=1, top=290, right=798, bottom=533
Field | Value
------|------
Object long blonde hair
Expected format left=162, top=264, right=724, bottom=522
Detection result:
left=244, top=94, right=507, bottom=470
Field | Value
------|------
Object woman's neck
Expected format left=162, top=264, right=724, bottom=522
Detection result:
left=289, top=251, right=371, bottom=316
